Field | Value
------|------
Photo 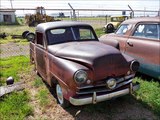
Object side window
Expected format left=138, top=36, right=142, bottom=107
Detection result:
left=116, top=24, right=131, bottom=35
left=133, top=24, right=159, bottom=40
left=36, top=32, right=44, bottom=46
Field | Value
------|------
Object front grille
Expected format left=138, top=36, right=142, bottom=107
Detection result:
left=76, top=74, right=134, bottom=95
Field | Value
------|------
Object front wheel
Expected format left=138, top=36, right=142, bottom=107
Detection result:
left=56, top=83, right=70, bottom=108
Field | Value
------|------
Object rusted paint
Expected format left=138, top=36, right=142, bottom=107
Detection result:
left=30, top=21, right=139, bottom=105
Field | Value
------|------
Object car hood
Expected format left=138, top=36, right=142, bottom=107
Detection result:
left=48, top=41, right=130, bottom=80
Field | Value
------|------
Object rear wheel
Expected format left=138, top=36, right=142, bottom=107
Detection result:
left=106, top=24, right=114, bottom=33
left=56, top=83, right=70, bottom=108
left=26, top=32, right=35, bottom=41
left=22, top=31, right=29, bottom=39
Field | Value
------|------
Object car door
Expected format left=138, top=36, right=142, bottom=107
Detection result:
left=125, top=23, right=160, bottom=78
left=35, top=32, right=47, bottom=80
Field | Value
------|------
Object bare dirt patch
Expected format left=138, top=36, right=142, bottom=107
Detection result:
left=20, top=68, right=159, bottom=120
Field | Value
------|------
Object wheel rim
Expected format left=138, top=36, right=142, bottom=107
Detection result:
left=56, top=84, right=64, bottom=105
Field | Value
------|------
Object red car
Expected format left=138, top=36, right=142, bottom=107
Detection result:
left=100, top=17, right=160, bottom=80
left=30, top=21, right=140, bottom=108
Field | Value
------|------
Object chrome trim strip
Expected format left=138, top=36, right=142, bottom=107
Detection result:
left=77, top=74, right=135, bottom=90
left=76, top=79, right=133, bottom=95
left=70, top=83, right=140, bottom=106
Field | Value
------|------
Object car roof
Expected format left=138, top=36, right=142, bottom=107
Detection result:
left=122, top=17, right=160, bottom=24
left=36, top=21, right=92, bottom=32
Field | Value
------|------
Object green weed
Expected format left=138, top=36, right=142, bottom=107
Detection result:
left=0, top=56, right=30, bottom=85
left=134, top=77, right=160, bottom=116
left=95, top=28, right=105, bottom=37
left=37, top=89, right=49, bottom=107
left=0, top=91, right=33, bottom=120
left=33, top=76, right=44, bottom=88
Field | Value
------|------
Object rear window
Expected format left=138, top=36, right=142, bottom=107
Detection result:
left=47, top=27, right=74, bottom=45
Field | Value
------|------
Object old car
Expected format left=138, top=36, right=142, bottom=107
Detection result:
left=30, top=21, right=140, bottom=108
left=100, top=17, right=160, bottom=80
left=103, top=15, right=129, bottom=33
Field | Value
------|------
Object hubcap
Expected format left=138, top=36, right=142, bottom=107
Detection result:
left=56, top=84, right=64, bottom=105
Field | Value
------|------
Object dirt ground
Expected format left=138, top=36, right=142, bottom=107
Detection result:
left=21, top=69, right=159, bottom=120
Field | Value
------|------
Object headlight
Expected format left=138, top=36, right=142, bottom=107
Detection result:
left=130, top=60, right=140, bottom=72
left=74, top=70, right=88, bottom=84
left=106, top=78, right=117, bottom=89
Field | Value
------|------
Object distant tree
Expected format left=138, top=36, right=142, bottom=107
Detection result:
left=59, top=12, right=65, bottom=18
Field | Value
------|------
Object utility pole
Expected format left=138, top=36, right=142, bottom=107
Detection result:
left=68, top=3, right=76, bottom=21
left=9, top=0, right=13, bottom=9
left=128, top=5, right=134, bottom=18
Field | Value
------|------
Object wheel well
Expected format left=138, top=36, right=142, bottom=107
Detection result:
left=50, top=76, right=58, bottom=87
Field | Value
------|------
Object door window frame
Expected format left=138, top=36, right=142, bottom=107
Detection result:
left=131, top=22, right=160, bottom=41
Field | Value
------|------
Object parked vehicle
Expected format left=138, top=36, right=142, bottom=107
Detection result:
left=103, top=15, right=129, bottom=33
left=100, top=17, right=160, bottom=80
left=25, top=6, right=60, bottom=27
left=30, top=21, right=140, bottom=108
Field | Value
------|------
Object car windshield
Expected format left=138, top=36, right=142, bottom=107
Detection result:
left=47, top=26, right=97, bottom=45
left=116, top=24, right=131, bottom=35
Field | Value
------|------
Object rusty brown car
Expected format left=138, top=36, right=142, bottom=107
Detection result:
left=100, top=17, right=160, bottom=80
left=30, top=21, right=140, bottom=108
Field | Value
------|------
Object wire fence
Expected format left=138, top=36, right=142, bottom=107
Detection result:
left=0, top=9, right=159, bottom=59
left=0, top=43, right=29, bottom=58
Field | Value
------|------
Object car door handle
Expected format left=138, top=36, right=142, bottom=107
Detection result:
left=127, top=40, right=133, bottom=46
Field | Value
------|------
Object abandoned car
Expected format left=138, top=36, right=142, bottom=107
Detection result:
left=30, top=21, right=140, bottom=107
left=103, top=15, right=129, bottom=33
left=100, top=17, right=160, bottom=80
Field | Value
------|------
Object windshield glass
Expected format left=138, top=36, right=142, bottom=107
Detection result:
left=47, top=26, right=97, bottom=45
left=116, top=24, right=131, bottom=35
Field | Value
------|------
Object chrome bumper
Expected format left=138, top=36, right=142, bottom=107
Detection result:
left=69, top=82, right=140, bottom=106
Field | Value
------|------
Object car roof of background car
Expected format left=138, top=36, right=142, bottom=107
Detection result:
left=36, top=21, right=92, bottom=32
left=122, top=17, right=160, bottom=24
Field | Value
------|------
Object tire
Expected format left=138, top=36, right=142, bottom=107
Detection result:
left=26, top=32, right=35, bottom=41
left=106, top=24, right=114, bottom=33
left=22, top=31, right=29, bottom=39
left=56, top=83, right=70, bottom=108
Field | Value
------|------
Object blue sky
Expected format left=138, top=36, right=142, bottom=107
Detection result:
left=1, top=0, right=159, bottom=16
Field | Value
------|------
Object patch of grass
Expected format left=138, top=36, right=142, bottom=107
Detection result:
left=0, top=37, right=29, bottom=44
left=0, top=25, right=35, bottom=36
left=95, top=28, right=105, bottom=37
left=0, top=91, right=33, bottom=120
left=0, top=56, right=30, bottom=85
left=0, top=55, right=33, bottom=119
left=33, top=76, right=44, bottom=88
left=134, top=77, right=160, bottom=116
left=0, top=25, right=34, bottom=44
left=37, top=89, right=49, bottom=107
